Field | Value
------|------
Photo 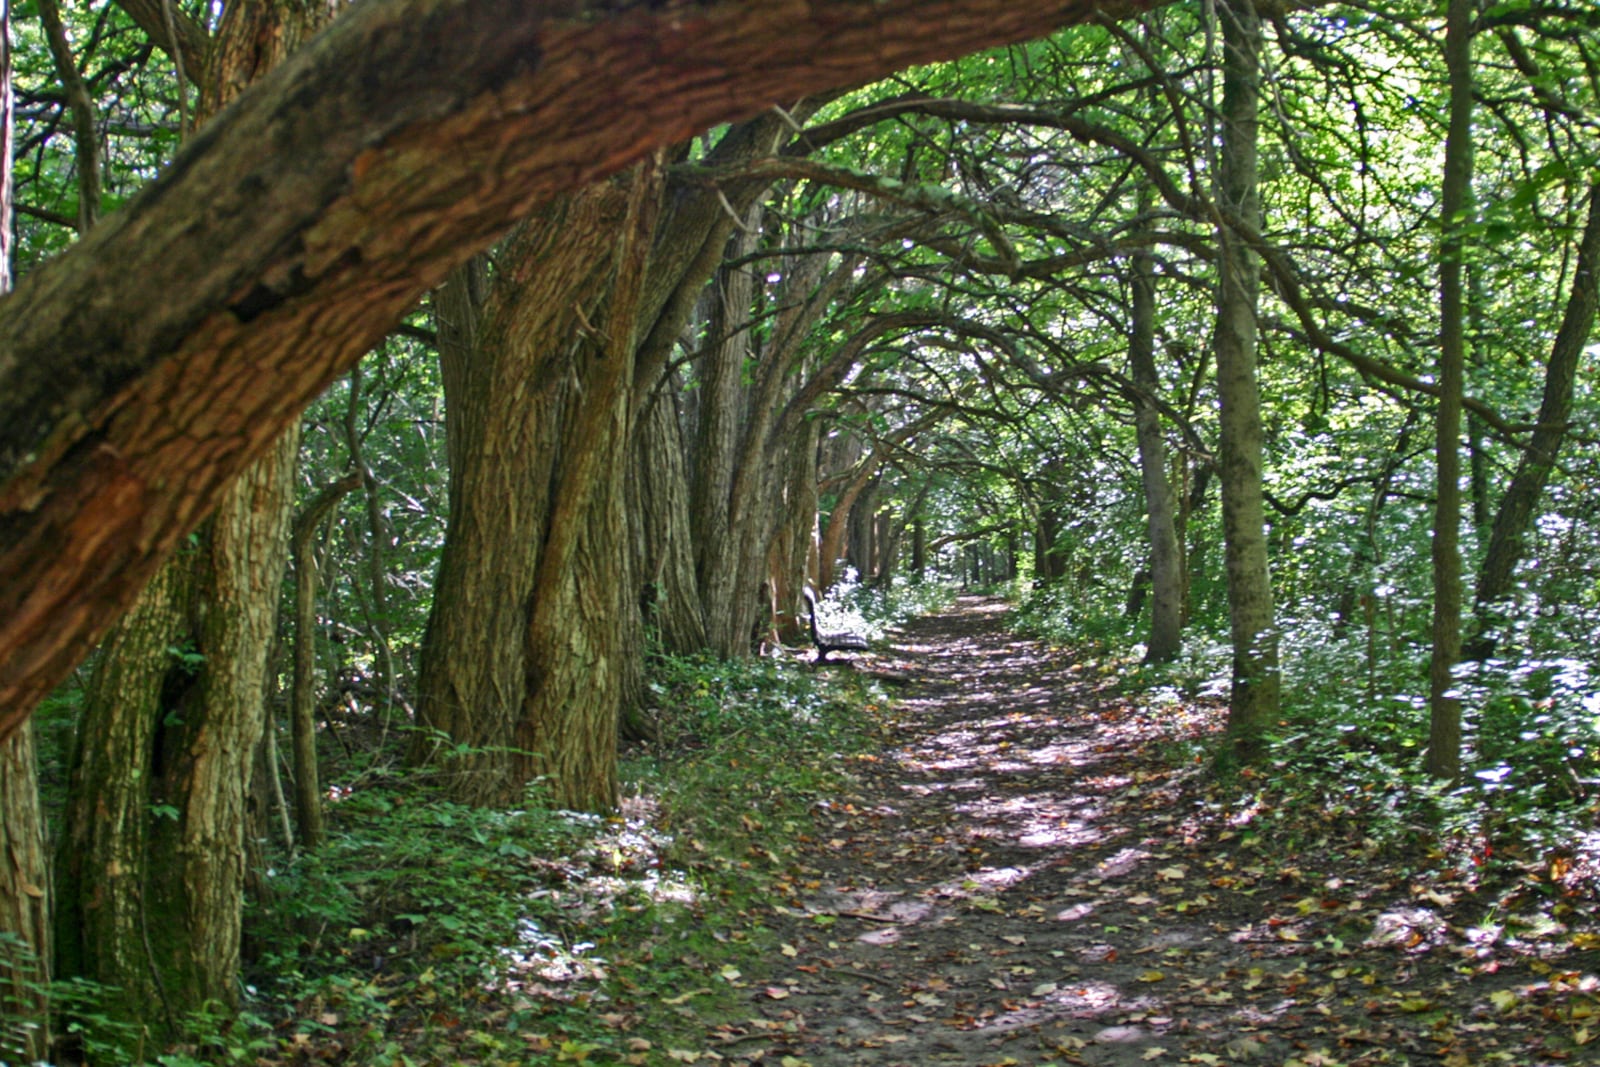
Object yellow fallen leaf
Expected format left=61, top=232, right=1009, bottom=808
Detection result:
left=1488, top=989, right=1519, bottom=1012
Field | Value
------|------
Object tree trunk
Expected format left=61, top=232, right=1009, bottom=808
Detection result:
left=1130, top=238, right=1182, bottom=663
left=290, top=472, right=362, bottom=851
left=1034, top=503, right=1069, bottom=584
left=343, top=363, right=397, bottom=719
left=152, top=428, right=299, bottom=1013
left=820, top=454, right=886, bottom=594
left=519, top=165, right=658, bottom=810
left=1426, top=0, right=1474, bottom=783
left=847, top=482, right=880, bottom=586
left=0, top=10, right=50, bottom=1057
left=629, top=379, right=707, bottom=656
left=1467, top=181, right=1600, bottom=659
left=53, top=562, right=189, bottom=1038
left=53, top=0, right=328, bottom=1039
left=691, top=216, right=764, bottom=656
left=1211, top=0, right=1278, bottom=760
left=416, top=166, right=659, bottom=810
left=0, top=725, right=49, bottom=1065
left=770, top=419, right=823, bottom=645
left=54, top=447, right=298, bottom=1032
left=409, top=256, right=528, bottom=804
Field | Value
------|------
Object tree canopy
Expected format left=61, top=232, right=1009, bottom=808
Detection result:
left=0, top=0, right=1163, bottom=738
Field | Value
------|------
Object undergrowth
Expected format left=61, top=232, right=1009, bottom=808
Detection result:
left=1017, top=587, right=1600, bottom=928
left=195, top=651, right=883, bottom=1067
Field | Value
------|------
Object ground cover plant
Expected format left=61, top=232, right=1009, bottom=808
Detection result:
left=3, top=652, right=884, bottom=1066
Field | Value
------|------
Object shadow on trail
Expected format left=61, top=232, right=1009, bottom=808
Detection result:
left=696, top=596, right=1567, bottom=1067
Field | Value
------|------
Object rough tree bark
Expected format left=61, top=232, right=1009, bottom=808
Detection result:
left=691, top=216, right=765, bottom=656
left=0, top=0, right=1163, bottom=740
left=417, top=110, right=841, bottom=802
left=0, top=8, right=51, bottom=1058
left=1211, top=0, right=1279, bottom=760
left=770, top=418, right=823, bottom=645
left=53, top=0, right=329, bottom=1038
left=53, top=562, right=190, bottom=1038
left=414, top=166, right=659, bottom=810
left=630, top=378, right=709, bottom=656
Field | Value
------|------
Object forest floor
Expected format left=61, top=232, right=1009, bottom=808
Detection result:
left=685, top=596, right=1600, bottom=1067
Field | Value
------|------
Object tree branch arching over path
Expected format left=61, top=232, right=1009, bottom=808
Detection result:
left=0, top=0, right=1171, bottom=737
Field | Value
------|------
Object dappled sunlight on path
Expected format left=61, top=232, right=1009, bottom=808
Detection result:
left=692, top=596, right=1577, bottom=1067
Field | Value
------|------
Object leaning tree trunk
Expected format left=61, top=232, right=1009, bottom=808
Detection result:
left=54, top=0, right=329, bottom=1039
left=1467, top=181, right=1600, bottom=660
left=1211, top=0, right=1279, bottom=760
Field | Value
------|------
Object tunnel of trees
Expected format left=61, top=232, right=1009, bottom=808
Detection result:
left=2, top=0, right=1599, bottom=1060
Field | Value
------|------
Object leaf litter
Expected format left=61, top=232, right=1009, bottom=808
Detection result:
left=690, top=595, right=1600, bottom=1067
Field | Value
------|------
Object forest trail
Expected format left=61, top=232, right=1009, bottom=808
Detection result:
left=694, top=596, right=1565, bottom=1067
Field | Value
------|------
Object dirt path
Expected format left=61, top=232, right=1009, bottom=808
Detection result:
left=696, top=596, right=1589, bottom=1066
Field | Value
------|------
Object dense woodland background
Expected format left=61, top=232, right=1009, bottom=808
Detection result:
left=2, top=0, right=1599, bottom=1062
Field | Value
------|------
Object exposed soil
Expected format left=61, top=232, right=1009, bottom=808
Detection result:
left=694, top=596, right=1600, bottom=1067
